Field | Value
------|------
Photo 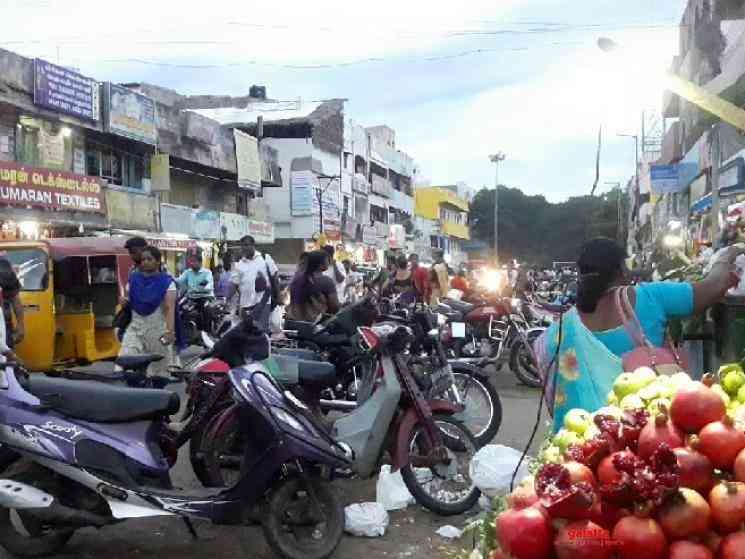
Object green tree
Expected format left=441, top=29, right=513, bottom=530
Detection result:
left=470, top=186, right=627, bottom=267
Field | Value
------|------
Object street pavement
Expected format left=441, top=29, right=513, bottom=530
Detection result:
left=4, top=363, right=549, bottom=559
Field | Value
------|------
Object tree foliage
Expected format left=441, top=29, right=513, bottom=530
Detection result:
left=470, top=186, right=626, bottom=267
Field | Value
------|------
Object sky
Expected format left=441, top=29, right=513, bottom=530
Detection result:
left=1, top=0, right=688, bottom=202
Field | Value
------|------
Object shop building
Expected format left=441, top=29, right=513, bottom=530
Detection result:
left=414, top=186, right=470, bottom=265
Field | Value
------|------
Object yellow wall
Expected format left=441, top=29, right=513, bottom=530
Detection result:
left=415, top=187, right=469, bottom=219
left=442, top=221, right=470, bottom=240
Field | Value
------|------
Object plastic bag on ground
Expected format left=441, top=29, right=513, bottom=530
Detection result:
left=469, top=444, right=531, bottom=498
left=436, top=525, right=463, bottom=539
left=376, top=465, right=415, bottom=511
left=344, top=502, right=389, bottom=537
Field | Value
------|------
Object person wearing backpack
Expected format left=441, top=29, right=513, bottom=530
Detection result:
left=231, top=235, right=279, bottom=332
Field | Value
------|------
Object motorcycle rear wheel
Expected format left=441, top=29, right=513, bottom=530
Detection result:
left=260, top=477, right=344, bottom=559
left=450, top=370, right=502, bottom=447
left=509, top=337, right=542, bottom=388
left=401, top=414, right=480, bottom=516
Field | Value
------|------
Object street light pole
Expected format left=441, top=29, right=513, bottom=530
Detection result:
left=489, top=152, right=506, bottom=266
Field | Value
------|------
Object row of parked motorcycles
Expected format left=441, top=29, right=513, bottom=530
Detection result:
left=0, top=286, right=562, bottom=559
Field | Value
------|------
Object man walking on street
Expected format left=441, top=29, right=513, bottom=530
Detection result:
left=322, top=244, right=347, bottom=306
left=430, top=249, right=449, bottom=305
left=231, top=235, right=279, bottom=332
left=410, top=253, right=431, bottom=303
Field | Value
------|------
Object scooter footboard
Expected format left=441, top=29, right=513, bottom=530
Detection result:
left=0, top=480, right=53, bottom=509
left=388, top=399, right=461, bottom=471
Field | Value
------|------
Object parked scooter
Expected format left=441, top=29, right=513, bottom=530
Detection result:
left=0, top=325, right=351, bottom=559
left=201, top=321, right=482, bottom=516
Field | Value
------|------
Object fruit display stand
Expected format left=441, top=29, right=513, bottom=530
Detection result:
left=449, top=367, right=745, bottom=559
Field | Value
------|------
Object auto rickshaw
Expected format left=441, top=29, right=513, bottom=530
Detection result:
left=3, top=237, right=132, bottom=371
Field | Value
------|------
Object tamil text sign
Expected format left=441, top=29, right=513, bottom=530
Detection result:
left=650, top=163, right=699, bottom=195
left=234, top=129, right=261, bottom=190
left=0, top=161, right=105, bottom=214
left=106, top=84, right=157, bottom=144
left=291, top=170, right=315, bottom=216
left=33, top=59, right=99, bottom=121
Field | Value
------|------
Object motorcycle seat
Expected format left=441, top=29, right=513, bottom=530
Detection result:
left=443, top=299, right=474, bottom=314
left=25, top=377, right=180, bottom=423
left=296, top=359, right=337, bottom=387
left=115, top=354, right=164, bottom=372
left=284, top=320, right=317, bottom=338
left=274, top=347, right=322, bottom=361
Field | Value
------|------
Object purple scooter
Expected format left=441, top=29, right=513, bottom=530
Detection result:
left=0, top=319, right=351, bottom=559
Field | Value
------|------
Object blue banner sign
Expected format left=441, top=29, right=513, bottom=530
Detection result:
left=33, top=59, right=99, bottom=121
left=650, top=163, right=698, bottom=195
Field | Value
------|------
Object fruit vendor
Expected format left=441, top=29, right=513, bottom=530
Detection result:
left=535, top=237, right=742, bottom=431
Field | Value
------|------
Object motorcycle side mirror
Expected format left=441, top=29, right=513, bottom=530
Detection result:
left=201, top=330, right=215, bottom=350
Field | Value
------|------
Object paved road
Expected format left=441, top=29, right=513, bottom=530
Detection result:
left=5, top=364, right=549, bottom=559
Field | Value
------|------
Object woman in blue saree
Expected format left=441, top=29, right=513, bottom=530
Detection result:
left=536, top=238, right=741, bottom=432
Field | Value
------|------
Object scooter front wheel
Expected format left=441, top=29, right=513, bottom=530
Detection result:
left=260, top=477, right=344, bottom=559
left=401, top=414, right=480, bottom=516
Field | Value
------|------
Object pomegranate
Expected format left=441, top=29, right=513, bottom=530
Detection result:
left=656, top=488, right=711, bottom=539
left=612, top=515, right=667, bottom=559
left=495, top=506, right=552, bottom=559
left=720, top=532, right=745, bottom=559
left=535, top=463, right=595, bottom=520
left=597, top=450, right=635, bottom=485
left=554, top=520, right=612, bottom=559
left=701, top=531, right=722, bottom=554
left=670, top=381, right=725, bottom=433
left=733, top=446, right=745, bottom=483
left=564, top=461, right=596, bottom=487
left=708, top=482, right=745, bottom=533
left=637, top=406, right=684, bottom=459
left=673, top=443, right=714, bottom=493
left=697, top=416, right=745, bottom=470
left=668, top=541, right=713, bottom=559
left=507, top=479, right=539, bottom=510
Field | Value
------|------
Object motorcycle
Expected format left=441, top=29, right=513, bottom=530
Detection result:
left=179, top=284, right=231, bottom=347
left=282, top=294, right=502, bottom=447
left=0, top=333, right=351, bottom=559
left=199, top=320, right=482, bottom=516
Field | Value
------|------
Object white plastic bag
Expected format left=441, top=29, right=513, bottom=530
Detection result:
left=436, top=525, right=463, bottom=539
left=344, top=502, right=389, bottom=537
left=376, top=465, right=415, bottom=511
left=469, top=444, right=531, bottom=498
left=269, top=306, right=284, bottom=334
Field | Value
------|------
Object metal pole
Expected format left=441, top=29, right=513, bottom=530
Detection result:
left=711, top=124, right=721, bottom=246
left=494, top=161, right=499, bottom=266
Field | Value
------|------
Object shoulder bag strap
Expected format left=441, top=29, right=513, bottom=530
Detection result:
left=615, top=286, right=653, bottom=348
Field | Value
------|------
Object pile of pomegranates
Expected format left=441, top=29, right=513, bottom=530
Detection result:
left=490, top=376, right=745, bottom=559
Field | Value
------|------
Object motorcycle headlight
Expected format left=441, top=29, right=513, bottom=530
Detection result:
left=271, top=406, right=307, bottom=433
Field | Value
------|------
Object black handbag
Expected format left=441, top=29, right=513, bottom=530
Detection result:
left=113, top=304, right=132, bottom=341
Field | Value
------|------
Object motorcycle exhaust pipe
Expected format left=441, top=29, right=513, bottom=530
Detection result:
left=319, top=399, right=357, bottom=412
left=30, top=503, right=111, bottom=528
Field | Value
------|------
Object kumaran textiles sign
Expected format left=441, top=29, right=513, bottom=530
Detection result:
left=0, top=161, right=106, bottom=214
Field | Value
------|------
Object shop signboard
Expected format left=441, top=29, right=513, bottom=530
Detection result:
left=0, top=160, right=105, bottom=214
left=105, top=83, right=157, bottom=145
left=105, top=189, right=155, bottom=229
left=650, top=163, right=699, bottom=195
left=191, top=209, right=221, bottom=240
left=33, top=59, right=99, bottom=121
left=160, top=204, right=192, bottom=236
left=362, top=226, right=377, bottom=246
left=248, top=219, right=274, bottom=244
left=291, top=170, right=315, bottom=216
left=150, top=154, right=171, bottom=192
left=219, top=212, right=274, bottom=244
left=234, top=129, right=261, bottom=190
left=388, top=224, right=406, bottom=249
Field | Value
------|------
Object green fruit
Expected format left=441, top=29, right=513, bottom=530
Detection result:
left=670, top=372, right=693, bottom=388
left=738, top=384, right=745, bottom=404
left=541, top=445, right=562, bottom=463
left=563, top=409, right=592, bottom=435
left=722, top=369, right=745, bottom=395
left=584, top=425, right=601, bottom=440
left=614, top=373, right=644, bottom=399
left=632, top=367, right=658, bottom=388
left=620, top=394, right=645, bottom=410
left=553, top=429, right=581, bottom=452
left=607, top=390, right=619, bottom=406
left=712, top=384, right=731, bottom=406
left=638, top=383, right=662, bottom=401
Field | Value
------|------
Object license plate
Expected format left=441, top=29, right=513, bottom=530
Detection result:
left=451, top=322, right=466, bottom=338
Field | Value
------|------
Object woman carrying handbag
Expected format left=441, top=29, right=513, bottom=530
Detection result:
left=535, top=237, right=742, bottom=432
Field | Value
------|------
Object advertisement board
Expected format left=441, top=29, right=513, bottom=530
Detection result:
left=291, top=170, right=315, bottom=216
left=234, top=129, right=261, bottom=190
left=33, top=59, right=99, bottom=121
left=106, top=83, right=157, bottom=145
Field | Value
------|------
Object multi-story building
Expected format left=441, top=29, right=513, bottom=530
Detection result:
left=0, top=46, right=275, bottom=272
left=414, top=185, right=470, bottom=265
